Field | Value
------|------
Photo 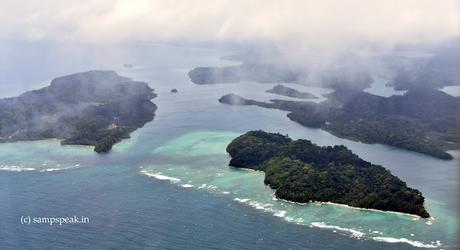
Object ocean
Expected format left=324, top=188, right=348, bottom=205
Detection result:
left=0, top=41, right=458, bottom=249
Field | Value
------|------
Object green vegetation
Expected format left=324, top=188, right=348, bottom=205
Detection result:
left=219, top=87, right=459, bottom=159
left=266, top=84, right=316, bottom=99
left=227, top=130, right=430, bottom=217
left=0, top=71, right=157, bottom=153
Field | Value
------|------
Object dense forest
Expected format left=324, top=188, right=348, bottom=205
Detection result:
left=0, top=71, right=157, bottom=153
left=226, top=130, right=430, bottom=217
left=266, top=84, right=316, bottom=99
left=219, top=87, right=459, bottom=159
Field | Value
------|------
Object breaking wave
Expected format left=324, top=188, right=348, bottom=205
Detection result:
left=141, top=170, right=181, bottom=183
left=310, top=222, right=365, bottom=238
left=372, top=236, right=441, bottom=248
left=0, top=165, right=35, bottom=172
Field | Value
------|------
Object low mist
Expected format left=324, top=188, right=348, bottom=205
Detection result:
left=0, top=0, right=458, bottom=91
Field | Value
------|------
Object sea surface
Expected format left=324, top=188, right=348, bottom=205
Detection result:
left=0, top=41, right=458, bottom=249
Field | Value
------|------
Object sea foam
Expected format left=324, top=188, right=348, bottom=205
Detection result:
left=234, top=198, right=250, bottom=203
left=0, top=165, right=35, bottom=172
left=310, top=222, right=365, bottom=238
left=372, top=236, right=441, bottom=248
left=40, top=165, right=80, bottom=172
left=141, top=171, right=181, bottom=183
left=274, top=211, right=287, bottom=218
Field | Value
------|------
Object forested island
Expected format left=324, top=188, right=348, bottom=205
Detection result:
left=191, top=39, right=459, bottom=92
left=227, top=130, right=430, bottom=218
left=0, top=71, right=157, bottom=153
left=266, top=85, right=316, bottom=99
left=188, top=63, right=372, bottom=90
left=220, top=87, right=459, bottom=160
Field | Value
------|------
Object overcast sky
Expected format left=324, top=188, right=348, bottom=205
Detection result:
left=0, top=0, right=458, bottom=47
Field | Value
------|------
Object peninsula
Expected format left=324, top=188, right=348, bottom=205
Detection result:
left=219, top=87, right=459, bottom=160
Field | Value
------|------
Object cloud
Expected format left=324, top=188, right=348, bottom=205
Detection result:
left=0, top=0, right=458, bottom=46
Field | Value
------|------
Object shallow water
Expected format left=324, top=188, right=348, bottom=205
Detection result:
left=140, top=131, right=457, bottom=249
left=364, top=77, right=407, bottom=97
left=440, top=85, right=460, bottom=97
left=0, top=41, right=458, bottom=249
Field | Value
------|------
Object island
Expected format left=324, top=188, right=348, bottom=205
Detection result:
left=171, top=88, right=178, bottom=93
left=188, top=63, right=372, bottom=90
left=188, top=63, right=304, bottom=85
left=226, top=130, right=430, bottom=218
left=266, top=84, right=316, bottom=99
left=219, top=87, right=459, bottom=160
left=0, top=70, right=157, bottom=153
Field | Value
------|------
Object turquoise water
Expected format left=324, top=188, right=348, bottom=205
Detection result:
left=141, top=131, right=457, bottom=248
left=0, top=41, right=458, bottom=249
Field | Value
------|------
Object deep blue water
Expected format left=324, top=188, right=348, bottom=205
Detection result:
left=0, top=165, right=417, bottom=250
left=0, top=41, right=458, bottom=249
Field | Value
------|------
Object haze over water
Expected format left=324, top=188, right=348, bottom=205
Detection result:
left=0, top=42, right=458, bottom=249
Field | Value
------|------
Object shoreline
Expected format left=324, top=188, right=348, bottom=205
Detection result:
left=273, top=195, right=431, bottom=220
left=231, top=166, right=430, bottom=219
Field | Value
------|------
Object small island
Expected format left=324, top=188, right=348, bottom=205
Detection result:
left=219, top=87, right=459, bottom=160
left=0, top=71, right=157, bottom=153
left=266, top=84, right=316, bottom=99
left=227, top=130, right=430, bottom=218
left=171, top=88, right=178, bottom=93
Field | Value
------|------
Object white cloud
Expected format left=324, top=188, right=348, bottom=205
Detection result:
left=0, top=0, right=458, bottom=46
